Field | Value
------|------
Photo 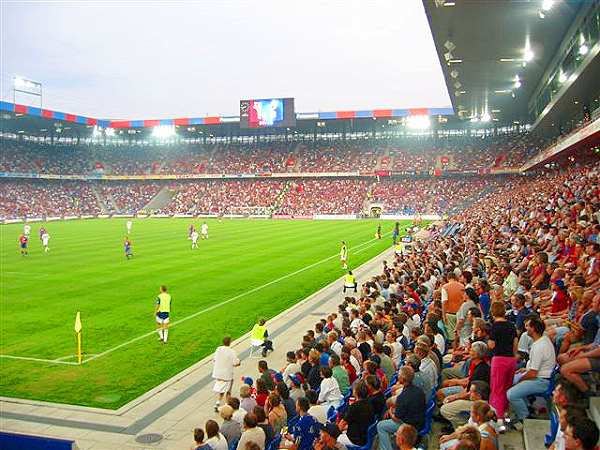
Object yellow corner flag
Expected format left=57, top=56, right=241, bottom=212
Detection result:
left=74, top=312, right=82, bottom=364
left=74, top=311, right=82, bottom=333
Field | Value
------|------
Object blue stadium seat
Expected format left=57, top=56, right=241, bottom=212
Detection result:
left=327, top=405, right=337, bottom=422
left=544, top=407, right=559, bottom=448
left=418, top=399, right=436, bottom=437
left=228, top=437, right=239, bottom=450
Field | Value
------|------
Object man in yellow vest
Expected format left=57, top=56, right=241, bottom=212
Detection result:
left=155, top=285, right=172, bottom=344
left=251, top=318, right=273, bottom=357
left=343, top=270, right=357, bottom=293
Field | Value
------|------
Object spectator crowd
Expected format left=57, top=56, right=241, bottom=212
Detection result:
left=0, top=132, right=543, bottom=177
left=188, top=158, right=600, bottom=450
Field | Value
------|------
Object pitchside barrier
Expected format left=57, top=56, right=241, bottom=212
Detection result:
left=0, top=432, right=76, bottom=450
left=2, top=213, right=441, bottom=224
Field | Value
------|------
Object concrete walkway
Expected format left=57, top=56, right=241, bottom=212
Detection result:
left=0, top=247, right=396, bottom=450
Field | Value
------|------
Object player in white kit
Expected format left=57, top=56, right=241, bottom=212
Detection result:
left=41, top=232, right=50, bottom=252
left=126, top=220, right=133, bottom=234
left=23, top=224, right=31, bottom=237
left=191, top=230, right=199, bottom=249
left=201, top=222, right=208, bottom=240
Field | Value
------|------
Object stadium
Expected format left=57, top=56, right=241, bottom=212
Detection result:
left=0, top=0, right=600, bottom=449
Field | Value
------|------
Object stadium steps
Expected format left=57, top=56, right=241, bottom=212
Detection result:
left=447, top=184, right=498, bottom=214
left=590, top=397, right=600, bottom=430
left=523, top=419, right=549, bottom=450
left=270, top=181, right=291, bottom=213
left=105, top=191, right=119, bottom=213
left=290, top=143, right=305, bottom=172
left=90, top=184, right=109, bottom=214
left=374, top=147, right=390, bottom=170
left=142, top=185, right=177, bottom=213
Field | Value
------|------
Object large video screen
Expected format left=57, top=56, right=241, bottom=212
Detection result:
left=240, top=98, right=296, bottom=129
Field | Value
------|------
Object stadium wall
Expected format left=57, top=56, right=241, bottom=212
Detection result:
left=2, top=213, right=441, bottom=224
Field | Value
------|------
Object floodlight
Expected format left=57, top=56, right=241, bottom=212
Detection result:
left=541, top=0, right=554, bottom=11
left=558, top=70, right=567, bottom=83
left=14, top=77, right=25, bottom=88
left=105, top=128, right=116, bottom=137
left=514, top=75, right=522, bottom=89
left=406, top=115, right=430, bottom=129
left=524, top=49, right=534, bottom=62
left=579, top=44, right=588, bottom=55
left=470, top=117, right=479, bottom=123
left=152, top=125, right=176, bottom=139
left=481, top=113, right=491, bottom=123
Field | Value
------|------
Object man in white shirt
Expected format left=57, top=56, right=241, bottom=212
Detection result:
left=328, top=331, right=343, bottom=356
left=41, top=232, right=50, bottom=253
left=191, top=230, right=199, bottom=249
left=126, top=220, right=132, bottom=234
left=23, top=224, right=31, bottom=236
left=507, top=316, right=556, bottom=424
left=201, top=222, right=209, bottom=240
left=282, top=351, right=301, bottom=383
left=212, top=336, right=240, bottom=412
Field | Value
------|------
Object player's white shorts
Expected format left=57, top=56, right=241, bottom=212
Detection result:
left=202, top=232, right=208, bottom=237
left=42, top=240, right=49, bottom=246
left=156, top=312, right=170, bottom=324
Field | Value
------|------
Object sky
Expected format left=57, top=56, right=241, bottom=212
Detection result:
left=1, top=0, right=452, bottom=120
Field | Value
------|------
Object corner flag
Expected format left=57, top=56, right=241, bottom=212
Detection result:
left=74, top=312, right=82, bottom=364
left=74, top=311, right=82, bottom=333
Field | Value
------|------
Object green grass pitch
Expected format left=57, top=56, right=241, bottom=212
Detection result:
left=0, top=218, right=409, bottom=408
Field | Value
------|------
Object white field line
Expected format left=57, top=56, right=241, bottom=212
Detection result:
left=1, top=231, right=391, bottom=365
left=82, top=232, right=390, bottom=364
left=0, top=354, right=78, bottom=366
left=54, top=354, right=97, bottom=361
left=1, top=272, right=49, bottom=278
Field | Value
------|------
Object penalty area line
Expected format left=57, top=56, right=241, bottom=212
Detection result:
left=82, top=232, right=390, bottom=364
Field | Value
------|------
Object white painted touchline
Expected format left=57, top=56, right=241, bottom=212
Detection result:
left=81, top=232, right=389, bottom=364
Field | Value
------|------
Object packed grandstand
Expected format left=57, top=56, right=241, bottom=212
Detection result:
left=0, top=132, right=547, bottom=220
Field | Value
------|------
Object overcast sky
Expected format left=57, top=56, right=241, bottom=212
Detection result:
left=1, top=0, right=452, bottom=119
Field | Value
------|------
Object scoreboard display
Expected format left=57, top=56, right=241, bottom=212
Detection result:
left=240, top=97, right=296, bottom=129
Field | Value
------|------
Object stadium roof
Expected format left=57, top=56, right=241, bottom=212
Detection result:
left=423, top=0, right=588, bottom=125
left=2, top=0, right=596, bottom=139
left=2, top=0, right=452, bottom=119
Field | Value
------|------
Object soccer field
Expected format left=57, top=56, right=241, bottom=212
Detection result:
left=0, top=218, right=408, bottom=408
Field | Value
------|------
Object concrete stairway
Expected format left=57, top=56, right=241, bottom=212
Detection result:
left=142, top=185, right=177, bottom=213
left=90, top=184, right=109, bottom=214
left=289, top=143, right=304, bottom=172
left=374, top=147, right=391, bottom=171
left=104, top=191, right=118, bottom=213
left=270, top=181, right=291, bottom=214
left=523, top=419, right=548, bottom=450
